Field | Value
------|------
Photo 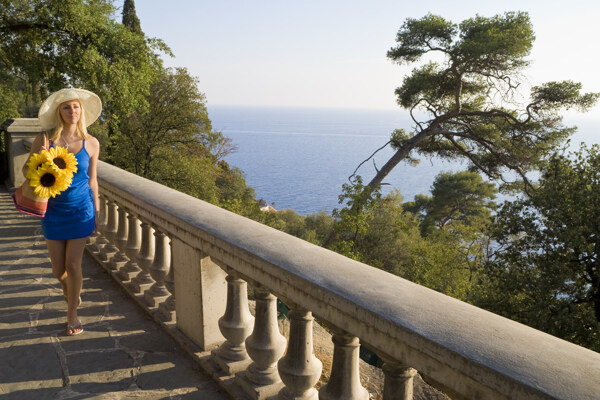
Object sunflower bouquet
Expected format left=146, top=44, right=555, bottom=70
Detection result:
left=26, top=147, right=78, bottom=198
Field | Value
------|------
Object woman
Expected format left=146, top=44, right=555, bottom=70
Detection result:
left=23, top=88, right=102, bottom=336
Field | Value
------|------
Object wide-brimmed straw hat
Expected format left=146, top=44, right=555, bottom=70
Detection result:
left=38, top=88, right=102, bottom=130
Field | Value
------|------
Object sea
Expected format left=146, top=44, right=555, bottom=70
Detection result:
left=208, top=105, right=600, bottom=215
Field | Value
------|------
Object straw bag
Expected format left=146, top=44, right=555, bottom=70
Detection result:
left=11, top=133, right=49, bottom=217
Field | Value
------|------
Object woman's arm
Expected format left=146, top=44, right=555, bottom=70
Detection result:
left=21, top=133, right=47, bottom=178
left=87, top=136, right=100, bottom=213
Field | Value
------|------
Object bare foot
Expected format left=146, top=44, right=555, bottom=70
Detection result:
left=67, top=320, right=84, bottom=336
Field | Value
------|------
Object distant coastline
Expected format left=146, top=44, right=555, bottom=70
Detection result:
left=209, top=105, right=600, bottom=215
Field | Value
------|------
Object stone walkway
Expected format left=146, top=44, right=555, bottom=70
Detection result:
left=0, top=185, right=230, bottom=400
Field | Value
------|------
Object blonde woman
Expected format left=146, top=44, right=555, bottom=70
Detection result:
left=23, top=88, right=102, bottom=336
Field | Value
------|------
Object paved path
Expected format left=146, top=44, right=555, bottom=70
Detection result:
left=0, top=185, right=230, bottom=400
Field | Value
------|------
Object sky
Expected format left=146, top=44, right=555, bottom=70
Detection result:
left=134, top=0, right=600, bottom=115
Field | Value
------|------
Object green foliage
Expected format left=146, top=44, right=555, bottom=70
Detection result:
left=0, top=0, right=258, bottom=213
left=122, top=0, right=142, bottom=34
left=530, top=81, right=600, bottom=114
left=0, top=81, right=24, bottom=123
left=481, top=145, right=600, bottom=351
left=0, top=0, right=168, bottom=138
left=456, top=11, right=534, bottom=72
left=405, top=170, right=497, bottom=235
left=148, top=147, right=220, bottom=203
left=114, top=66, right=252, bottom=208
left=330, top=176, right=382, bottom=260
left=114, top=67, right=213, bottom=175
left=365, top=11, right=598, bottom=195
left=387, top=13, right=456, bottom=63
left=324, top=170, right=499, bottom=301
left=215, top=161, right=256, bottom=205
left=329, top=187, right=476, bottom=299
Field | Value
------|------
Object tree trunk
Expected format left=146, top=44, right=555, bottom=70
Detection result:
left=366, top=128, right=432, bottom=191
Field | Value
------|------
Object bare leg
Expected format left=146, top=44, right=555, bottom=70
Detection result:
left=46, top=239, right=68, bottom=298
left=46, top=237, right=88, bottom=334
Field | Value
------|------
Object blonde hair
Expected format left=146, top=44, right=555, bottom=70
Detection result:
left=48, top=100, right=88, bottom=143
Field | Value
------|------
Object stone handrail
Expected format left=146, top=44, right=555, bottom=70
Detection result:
left=90, top=160, right=600, bottom=400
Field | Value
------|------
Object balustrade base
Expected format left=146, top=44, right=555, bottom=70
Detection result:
left=236, top=371, right=285, bottom=400
left=97, top=250, right=117, bottom=265
left=115, top=266, right=138, bottom=283
left=158, top=302, right=176, bottom=322
left=144, top=291, right=169, bottom=308
left=109, top=257, right=129, bottom=273
left=319, top=385, right=369, bottom=400
left=211, top=349, right=252, bottom=375
left=86, top=234, right=97, bottom=246
left=86, top=242, right=100, bottom=255
left=129, top=279, right=153, bottom=294
left=277, top=387, right=318, bottom=400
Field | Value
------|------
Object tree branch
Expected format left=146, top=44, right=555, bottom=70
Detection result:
left=349, top=140, right=391, bottom=182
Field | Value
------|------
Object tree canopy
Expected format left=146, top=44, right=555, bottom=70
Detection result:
left=0, top=0, right=257, bottom=211
left=480, top=145, right=600, bottom=351
left=0, top=0, right=167, bottom=128
left=404, top=170, right=497, bottom=235
left=122, top=0, right=142, bottom=34
left=113, top=66, right=249, bottom=206
left=359, top=11, right=598, bottom=195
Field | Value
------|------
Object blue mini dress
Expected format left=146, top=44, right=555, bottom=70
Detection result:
left=42, top=140, right=95, bottom=240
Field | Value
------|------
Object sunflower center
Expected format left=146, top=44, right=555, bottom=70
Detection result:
left=53, top=157, right=67, bottom=169
left=40, top=173, right=56, bottom=187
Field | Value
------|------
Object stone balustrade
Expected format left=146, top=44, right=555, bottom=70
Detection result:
left=88, top=160, right=599, bottom=400
left=3, top=120, right=599, bottom=400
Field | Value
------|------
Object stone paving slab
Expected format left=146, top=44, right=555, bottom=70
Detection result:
left=0, top=186, right=230, bottom=400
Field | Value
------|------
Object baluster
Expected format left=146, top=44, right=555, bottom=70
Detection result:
left=130, top=220, right=154, bottom=294
left=381, top=360, right=417, bottom=400
left=144, top=229, right=170, bottom=307
left=89, top=194, right=108, bottom=254
left=237, top=286, right=286, bottom=399
left=109, top=205, right=129, bottom=272
left=212, top=274, right=254, bottom=374
left=319, top=331, right=368, bottom=400
left=97, top=199, right=119, bottom=265
left=117, top=212, right=142, bottom=284
left=158, top=237, right=176, bottom=322
left=277, top=308, right=322, bottom=400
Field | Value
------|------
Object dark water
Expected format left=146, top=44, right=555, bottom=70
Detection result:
left=208, top=105, right=599, bottom=215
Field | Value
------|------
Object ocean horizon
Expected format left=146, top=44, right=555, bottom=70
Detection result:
left=208, top=104, right=600, bottom=215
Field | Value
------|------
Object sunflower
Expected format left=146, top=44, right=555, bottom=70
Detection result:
left=47, top=146, right=78, bottom=176
left=28, top=162, right=71, bottom=198
left=25, top=151, right=53, bottom=180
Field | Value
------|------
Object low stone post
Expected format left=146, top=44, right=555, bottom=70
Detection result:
left=129, top=219, right=153, bottom=292
left=89, top=194, right=108, bottom=254
left=98, top=200, right=119, bottom=264
left=116, top=212, right=142, bottom=282
left=172, top=238, right=227, bottom=350
left=145, top=229, right=170, bottom=308
left=382, top=361, right=417, bottom=400
left=237, top=286, right=286, bottom=399
left=212, top=274, right=254, bottom=374
left=158, top=238, right=176, bottom=322
left=277, top=308, right=322, bottom=400
left=108, top=205, right=129, bottom=272
left=319, top=332, right=368, bottom=400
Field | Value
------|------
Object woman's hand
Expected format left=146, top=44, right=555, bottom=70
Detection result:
left=94, top=212, right=99, bottom=234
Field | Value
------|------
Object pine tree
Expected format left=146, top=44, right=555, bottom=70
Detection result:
left=122, top=0, right=142, bottom=34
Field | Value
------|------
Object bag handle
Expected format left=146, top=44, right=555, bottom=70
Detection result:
left=41, top=131, right=48, bottom=150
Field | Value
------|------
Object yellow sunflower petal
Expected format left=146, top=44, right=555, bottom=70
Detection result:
left=29, top=163, right=71, bottom=198
left=26, top=151, right=53, bottom=180
left=47, top=146, right=78, bottom=176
